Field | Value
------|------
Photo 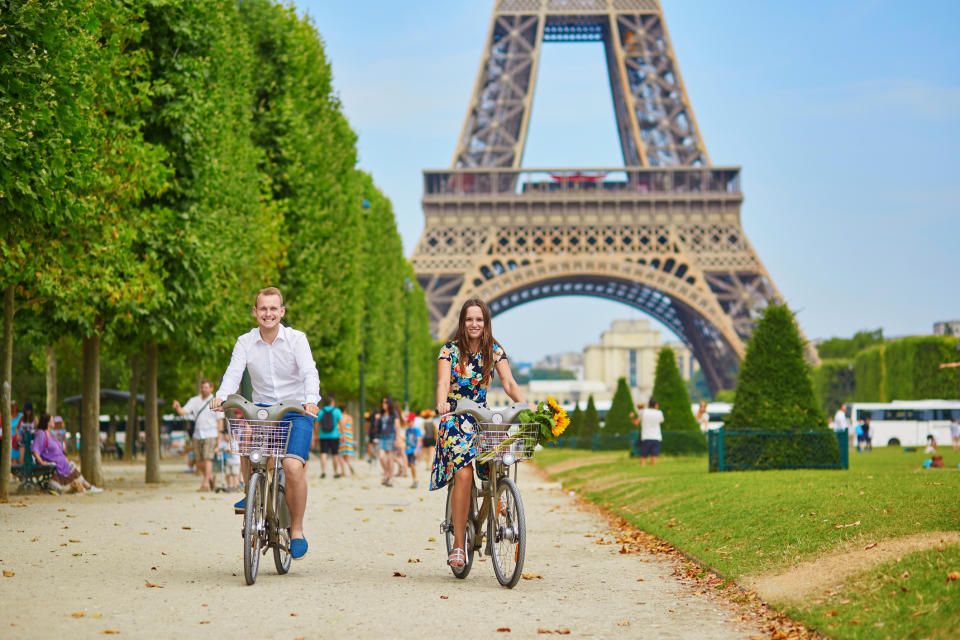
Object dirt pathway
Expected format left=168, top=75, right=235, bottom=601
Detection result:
left=1, top=458, right=765, bottom=639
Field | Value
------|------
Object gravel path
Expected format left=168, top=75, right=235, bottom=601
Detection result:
left=1, top=458, right=765, bottom=639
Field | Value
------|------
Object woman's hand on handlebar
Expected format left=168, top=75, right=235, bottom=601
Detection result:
left=436, top=401, right=450, bottom=416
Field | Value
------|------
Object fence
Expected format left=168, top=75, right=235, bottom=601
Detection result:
left=708, top=429, right=848, bottom=472
left=549, top=431, right=705, bottom=455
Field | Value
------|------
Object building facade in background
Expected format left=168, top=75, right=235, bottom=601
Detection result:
left=934, top=320, right=960, bottom=337
left=489, top=318, right=697, bottom=408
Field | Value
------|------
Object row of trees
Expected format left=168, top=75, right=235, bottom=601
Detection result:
left=811, top=331, right=959, bottom=413
left=557, top=348, right=707, bottom=454
left=1, top=0, right=434, bottom=500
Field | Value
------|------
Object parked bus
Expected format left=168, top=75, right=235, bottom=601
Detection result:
left=848, top=400, right=960, bottom=447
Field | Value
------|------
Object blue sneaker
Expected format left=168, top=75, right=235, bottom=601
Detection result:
left=290, top=537, right=308, bottom=559
left=234, top=498, right=245, bottom=514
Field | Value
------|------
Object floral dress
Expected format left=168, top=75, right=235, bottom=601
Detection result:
left=429, top=341, right=506, bottom=491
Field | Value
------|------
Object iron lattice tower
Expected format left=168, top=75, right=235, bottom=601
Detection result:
left=412, top=0, right=814, bottom=393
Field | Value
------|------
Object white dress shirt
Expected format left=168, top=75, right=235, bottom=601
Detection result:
left=216, top=325, right=321, bottom=406
left=183, top=394, right=220, bottom=439
left=640, top=408, right=664, bottom=441
left=833, top=409, right=850, bottom=432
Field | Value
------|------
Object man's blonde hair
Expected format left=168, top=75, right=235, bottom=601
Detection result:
left=254, top=286, right=284, bottom=308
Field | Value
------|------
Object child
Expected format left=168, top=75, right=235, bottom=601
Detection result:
left=405, top=416, right=422, bottom=489
left=924, top=434, right=937, bottom=454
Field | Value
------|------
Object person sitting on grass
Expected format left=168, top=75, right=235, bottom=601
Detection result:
left=924, top=434, right=937, bottom=454
left=31, top=413, right=102, bottom=494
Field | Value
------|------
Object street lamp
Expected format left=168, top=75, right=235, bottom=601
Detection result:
left=403, top=276, right=414, bottom=412
left=358, top=198, right=371, bottom=459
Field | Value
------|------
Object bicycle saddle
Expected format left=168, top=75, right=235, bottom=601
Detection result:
left=218, top=394, right=308, bottom=422
left=450, top=398, right=529, bottom=425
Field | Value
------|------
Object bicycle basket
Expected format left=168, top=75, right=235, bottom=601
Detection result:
left=474, top=422, right=539, bottom=462
left=227, top=418, right=291, bottom=458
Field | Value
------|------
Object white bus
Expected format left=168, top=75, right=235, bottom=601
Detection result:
left=848, top=400, right=960, bottom=447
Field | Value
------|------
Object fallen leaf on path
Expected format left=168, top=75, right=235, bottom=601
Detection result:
left=93, top=614, right=102, bottom=619
left=290, top=613, right=298, bottom=617
left=102, top=630, right=118, bottom=635
left=58, top=508, right=66, bottom=512
left=151, top=567, right=157, bottom=571
left=440, top=596, right=448, bottom=599
left=408, top=558, right=420, bottom=563
left=68, top=539, right=80, bottom=543
left=72, top=553, right=82, bottom=557
left=393, top=508, right=403, bottom=512
left=145, top=581, right=164, bottom=588
left=181, top=526, right=191, bottom=530
left=619, top=545, right=629, bottom=554
left=427, top=537, right=437, bottom=542
left=161, top=552, right=167, bottom=556
left=537, top=630, right=552, bottom=634
left=521, top=573, right=543, bottom=580
left=139, top=532, right=149, bottom=536
left=72, top=613, right=85, bottom=618
left=864, top=543, right=878, bottom=550
left=60, top=543, right=68, bottom=547
left=947, top=571, right=960, bottom=582
left=497, top=628, right=510, bottom=633
left=636, top=578, right=645, bottom=581
left=30, top=538, right=38, bottom=542
left=199, top=621, right=210, bottom=624
left=555, top=631, right=570, bottom=635
left=834, top=521, right=860, bottom=529
left=392, top=572, right=406, bottom=577
left=2, top=570, right=14, bottom=577
left=354, top=507, right=363, bottom=511
left=618, top=621, right=630, bottom=626
left=386, top=552, right=394, bottom=556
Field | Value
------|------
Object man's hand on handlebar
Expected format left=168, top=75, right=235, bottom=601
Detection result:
left=303, top=403, right=319, bottom=417
left=210, top=397, right=224, bottom=411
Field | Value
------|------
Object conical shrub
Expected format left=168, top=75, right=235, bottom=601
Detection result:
left=652, top=347, right=706, bottom=454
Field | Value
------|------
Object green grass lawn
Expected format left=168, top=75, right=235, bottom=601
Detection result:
left=535, top=446, right=960, bottom=638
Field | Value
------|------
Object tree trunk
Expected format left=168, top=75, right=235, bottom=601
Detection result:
left=144, top=342, right=160, bottom=483
left=45, top=345, right=57, bottom=416
left=124, top=353, right=141, bottom=461
left=1, top=285, right=14, bottom=501
left=81, top=333, right=104, bottom=487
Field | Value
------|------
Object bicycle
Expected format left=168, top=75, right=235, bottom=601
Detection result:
left=220, top=394, right=307, bottom=585
left=440, top=399, right=539, bottom=588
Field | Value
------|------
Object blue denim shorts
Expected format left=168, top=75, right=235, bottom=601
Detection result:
left=283, top=411, right=314, bottom=464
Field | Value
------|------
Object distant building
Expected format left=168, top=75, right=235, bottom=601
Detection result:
left=533, top=351, right=584, bottom=379
left=934, top=320, right=960, bottom=338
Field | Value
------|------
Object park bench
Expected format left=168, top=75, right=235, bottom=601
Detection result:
left=11, top=430, right=57, bottom=492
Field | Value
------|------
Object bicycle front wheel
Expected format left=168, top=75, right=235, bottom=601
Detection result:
left=243, top=472, right=265, bottom=585
left=489, top=476, right=526, bottom=588
left=273, top=468, right=291, bottom=575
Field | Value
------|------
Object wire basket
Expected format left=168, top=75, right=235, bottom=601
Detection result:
left=227, top=418, right=292, bottom=458
left=474, top=423, right=539, bottom=462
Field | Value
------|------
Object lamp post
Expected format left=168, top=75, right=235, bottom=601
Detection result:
left=403, top=277, right=414, bottom=412
left=358, top=198, right=371, bottom=460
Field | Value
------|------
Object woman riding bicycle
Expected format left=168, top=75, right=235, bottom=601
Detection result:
left=430, top=297, right=527, bottom=569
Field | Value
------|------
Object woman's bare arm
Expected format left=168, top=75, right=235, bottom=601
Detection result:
left=436, top=358, right=451, bottom=415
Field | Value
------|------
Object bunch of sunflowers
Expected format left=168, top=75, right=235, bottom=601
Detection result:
left=517, top=396, right=570, bottom=444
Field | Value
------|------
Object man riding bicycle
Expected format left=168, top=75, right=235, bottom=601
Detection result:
left=210, top=286, right=320, bottom=560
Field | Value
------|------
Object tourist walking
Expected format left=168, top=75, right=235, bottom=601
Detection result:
left=210, top=286, right=320, bottom=560
left=338, top=407, right=356, bottom=476
left=430, top=297, right=528, bottom=568
left=695, top=400, right=709, bottom=433
left=375, top=397, right=400, bottom=486
left=316, top=396, right=342, bottom=478
left=173, top=379, right=221, bottom=491
left=637, top=398, right=664, bottom=467
left=365, top=410, right=379, bottom=465
left=950, top=416, right=960, bottom=452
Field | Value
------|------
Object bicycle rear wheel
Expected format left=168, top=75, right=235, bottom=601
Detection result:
left=489, top=476, right=526, bottom=588
left=272, top=468, right=291, bottom=574
left=444, top=480, right=477, bottom=579
left=243, top=472, right=264, bottom=585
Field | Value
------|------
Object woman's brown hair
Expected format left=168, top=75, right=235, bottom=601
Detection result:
left=452, top=297, right=504, bottom=387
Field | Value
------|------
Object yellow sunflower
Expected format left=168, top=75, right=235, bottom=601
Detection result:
left=552, top=409, right=570, bottom=437
left=547, top=396, right=561, bottom=413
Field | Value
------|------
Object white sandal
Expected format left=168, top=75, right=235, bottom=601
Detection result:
left=447, top=548, right=466, bottom=568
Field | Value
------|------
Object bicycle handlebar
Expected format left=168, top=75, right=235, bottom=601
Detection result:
left=442, top=398, right=529, bottom=425
left=218, top=394, right=310, bottom=422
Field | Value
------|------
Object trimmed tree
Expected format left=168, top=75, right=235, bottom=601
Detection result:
left=722, top=305, right=838, bottom=469
left=581, top=395, right=600, bottom=448
left=604, top=377, right=634, bottom=433
left=651, top=347, right=705, bottom=454
left=567, top=402, right=583, bottom=438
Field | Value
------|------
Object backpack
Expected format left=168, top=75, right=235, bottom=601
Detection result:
left=320, top=408, right=336, bottom=433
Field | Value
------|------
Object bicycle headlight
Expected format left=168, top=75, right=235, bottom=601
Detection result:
left=502, top=452, right=516, bottom=466
left=250, top=450, right=262, bottom=464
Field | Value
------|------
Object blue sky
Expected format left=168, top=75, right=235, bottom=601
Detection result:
left=294, top=0, right=960, bottom=364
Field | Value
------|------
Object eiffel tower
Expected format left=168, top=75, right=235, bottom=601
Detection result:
left=411, top=0, right=814, bottom=393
